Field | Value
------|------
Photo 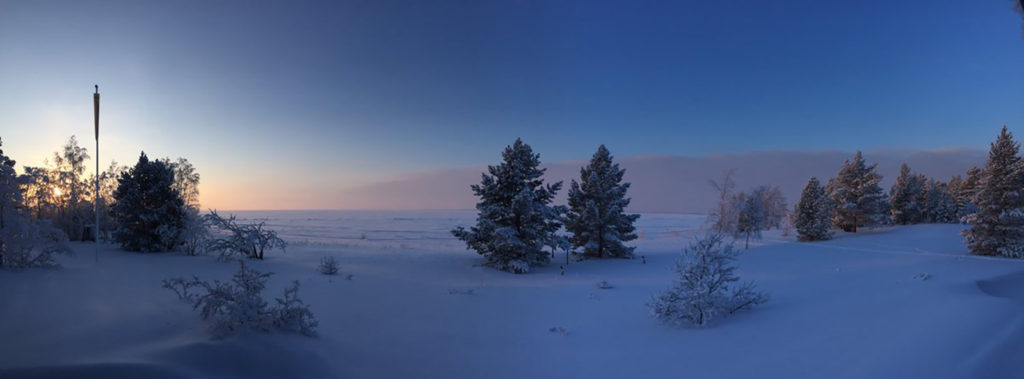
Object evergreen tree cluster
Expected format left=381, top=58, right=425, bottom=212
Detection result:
left=889, top=164, right=959, bottom=225
left=453, top=140, right=641, bottom=273
left=794, top=151, right=963, bottom=242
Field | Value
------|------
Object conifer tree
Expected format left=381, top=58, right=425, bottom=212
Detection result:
left=923, top=179, right=957, bottom=224
left=889, top=164, right=926, bottom=225
left=452, top=139, right=566, bottom=273
left=565, top=145, right=640, bottom=259
left=794, top=177, right=832, bottom=241
left=951, top=167, right=982, bottom=221
left=827, top=151, right=887, bottom=232
left=963, top=126, right=1024, bottom=257
left=0, top=138, right=20, bottom=230
left=112, top=152, right=186, bottom=252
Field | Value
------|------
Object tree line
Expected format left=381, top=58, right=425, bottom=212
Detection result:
left=795, top=126, right=1024, bottom=258
left=0, top=135, right=286, bottom=268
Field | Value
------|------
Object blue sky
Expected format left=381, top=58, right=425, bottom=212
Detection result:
left=1, top=0, right=1022, bottom=209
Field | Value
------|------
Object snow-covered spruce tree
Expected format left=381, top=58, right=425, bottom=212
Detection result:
left=888, top=164, right=926, bottom=225
left=963, top=126, right=1024, bottom=257
left=451, top=139, right=566, bottom=273
left=827, top=151, right=888, bottom=232
left=649, top=233, right=768, bottom=327
left=794, top=177, right=832, bottom=241
left=111, top=152, right=187, bottom=252
left=923, top=179, right=958, bottom=224
left=565, top=145, right=640, bottom=259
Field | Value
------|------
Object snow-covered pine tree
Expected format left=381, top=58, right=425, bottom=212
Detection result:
left=827, top=151, right=888, bottom=232
left=889, top=164, right=926, bottom=225
left=111, top=152, right=187, bottom=252
left=923, top=179, right=957, bottom=224
left=963, top=126, right=1024, bottom=257
left=565, top=145, right=640, bottom=259
left=794, top=177, right=832, bottom=241
left=452, top=139, right=566, bottom=273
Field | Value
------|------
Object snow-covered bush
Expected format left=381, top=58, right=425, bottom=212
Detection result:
left=271, top=281, right=318, bottom=336
left=205, top=210, right=286, bottom=260
left=649, top=233, right=768, bottom=327
left=180, top=207, right=210, bottom=256
left=318, top=256, right=339, bottom=275
left=162, top=261, right=318, bottom=336
left=0, top=219, right=71, bottom=269
left=452, top=139, right=566, bottom=273
left=565, top=145, right=640, bottom=259
left=111, top=152, right=187, bottom=252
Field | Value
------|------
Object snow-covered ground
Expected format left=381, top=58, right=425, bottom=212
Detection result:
left=2, top=211, right=1023, bottom=378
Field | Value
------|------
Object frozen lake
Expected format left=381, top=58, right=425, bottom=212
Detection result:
left=228, top=210, right=709, bottom=251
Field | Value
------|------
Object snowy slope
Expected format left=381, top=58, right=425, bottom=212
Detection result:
left=2, top=211, right=1023, bottom=378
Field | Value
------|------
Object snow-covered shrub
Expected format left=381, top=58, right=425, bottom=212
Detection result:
left=0, top=219, right=71, bottom=269
left=205, top=210, right=286, bottom=260
left=452, top=139, right=566, bottom=273
left=565, top=145, right=640, bottom=259
left=318, top=256, right=339, bottom=275
left=180, top=207, right=210, bottom=256
left=162, top=261, right=318, bottom=336
left=112, top=152, right=187, bottom=252
left=649, top=233, right=768, bottom=327
left=272, top=281, right=318, bottom=336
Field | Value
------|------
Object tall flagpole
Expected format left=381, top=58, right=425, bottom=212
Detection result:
left=94, top=85, right=100, bottom=264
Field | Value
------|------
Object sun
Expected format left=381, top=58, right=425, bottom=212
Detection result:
left=53, top=187, right=62, bottom=197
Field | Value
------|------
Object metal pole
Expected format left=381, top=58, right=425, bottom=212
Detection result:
left=94, top=85, right=100, bottom=264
